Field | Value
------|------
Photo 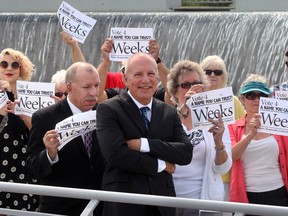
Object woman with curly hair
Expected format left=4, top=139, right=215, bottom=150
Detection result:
left=0, top=48, right=38, bottom=214
left=167, top=60, right=232, bottom=216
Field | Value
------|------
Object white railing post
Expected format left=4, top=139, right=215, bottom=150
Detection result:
left=80, top=199, right=99, bottom=216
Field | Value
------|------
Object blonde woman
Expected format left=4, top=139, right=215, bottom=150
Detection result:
left=0, top=48, right=37, bottom=213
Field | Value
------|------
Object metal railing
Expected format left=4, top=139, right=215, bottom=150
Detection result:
left=0, top=181, right=288, bottom=216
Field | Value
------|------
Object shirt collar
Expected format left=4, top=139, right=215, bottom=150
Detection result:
left=127, top=90, right=152, bottom=110
left=66, top=95, right=91, bottom=114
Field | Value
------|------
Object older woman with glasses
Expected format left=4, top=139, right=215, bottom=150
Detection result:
left=200, top=55, right=245, bottom=120
left=167, top=60, right=232, bottom=216
left=51, top=69, right=68, bottom=102
left=0, top=48, right=38, bottom=214
left=228, top=74, right=288, bottom=215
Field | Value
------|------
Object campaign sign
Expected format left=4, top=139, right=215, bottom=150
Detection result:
left=186, top=87, right=235, bottom=129
left=57, top=1, right=97, bottom=43
left=15, top=81, right=55, bottom=117
left=55, top=110, right=96, bottom=150
left=0, top=90, right=8, bottom=109
left=258, top=97, right=288, bottom=136
left=110, top=27, right=153, bottom=61
left=274, top=90, right=288, bottom=101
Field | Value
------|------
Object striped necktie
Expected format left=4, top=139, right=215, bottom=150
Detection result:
left=140, top=107, right=150, bottom=129
left=84, top=131, right=93, bottom=158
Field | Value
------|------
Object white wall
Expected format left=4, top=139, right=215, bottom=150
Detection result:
left=0, top=0, right=181, bottom=12
left=1, top=0, right=288, bottom=13
left=236, top=0, right=288, bottom=11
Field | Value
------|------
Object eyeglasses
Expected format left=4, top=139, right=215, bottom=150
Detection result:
left=205, top=69, right=223, bottom=76
left=55, top=91, right=68, bottom=97
left=120, top=66, right=125, bottom=74
left=244, top=92, right=269, bottom=100
left=176, top=81, right=202, bottom=89
left=0, top=61, right=20, bottom=69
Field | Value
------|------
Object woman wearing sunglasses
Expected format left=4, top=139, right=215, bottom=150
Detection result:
left=200, top=55, right=246, bottom=120
left=0, top=48, right=38, bottom=214
left=50, top=69, right=68, bottom=102
left=200, top=56, right=246, bottom=212
left=167, top=60, right=232, bottom=216
left=228, top=74, right=288, bottom=215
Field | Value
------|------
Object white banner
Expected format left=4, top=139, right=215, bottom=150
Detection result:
left=274, top=90, right=288, bottom=101
left=258, top=97, right=288, bottom=136
left=57, top=1, right=97, bottom=43
left=186, top=87, right=235, bottom=129
left=109, top=27, right=153, bottom=61
left=55, top=110, right=96, bottom=150
left=0, top=90, right=8, bottom=109
left=15, top=81, right=55, bottom=117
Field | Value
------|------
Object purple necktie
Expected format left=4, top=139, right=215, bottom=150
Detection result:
left=84, top=131, right=93, bottom=158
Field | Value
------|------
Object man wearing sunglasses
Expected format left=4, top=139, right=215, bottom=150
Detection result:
left=270, top=50, right=288, bottom=97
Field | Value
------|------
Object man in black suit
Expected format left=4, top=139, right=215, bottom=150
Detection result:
left=26, top=62, right=104, bottom=215
left=96, top=53, right=193, bottom=216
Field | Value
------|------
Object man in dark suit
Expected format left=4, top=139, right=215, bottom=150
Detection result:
left=96, top=53, right=193, bottom=216
left=26, top=62, right=104, bottom=215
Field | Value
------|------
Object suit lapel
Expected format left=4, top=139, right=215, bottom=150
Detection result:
left=119, top=93, right=147, bottom=134
left=148, top=99, right=163, bottom=135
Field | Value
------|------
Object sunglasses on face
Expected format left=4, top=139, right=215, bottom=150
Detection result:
left=244, top=92, right=269, bottom=100
left=55, top=91, right=68, bottom=97
left=0, top=61, right=20, bottom=69
left=205, top=69, right=223, bottom=76
left=176, top=81, right=202, bottom=89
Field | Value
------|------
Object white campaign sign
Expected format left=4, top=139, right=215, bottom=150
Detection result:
left=57, top=1, right=97, bottom=43
left=0, top=90, right=8, bottom=109
left=274, top=90, right=288, bottom=101
left=109, top=27, right=153, bottom=61
left=258, top=97, right=288, bottom=136
left=15, top=81, right=55, bottom=117
left=55, top=110, right=96, bottom=150
left=186, top=87, right=235, bottom=129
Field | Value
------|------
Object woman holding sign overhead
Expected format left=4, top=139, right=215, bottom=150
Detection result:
left=167, top=60, right=232, bottom=216
left=228, top=74, right=288, bottom=214
left=0, top=48, right=38, bottom=214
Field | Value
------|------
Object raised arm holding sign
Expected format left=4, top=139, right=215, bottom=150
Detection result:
left=57, top=1, right=97, bottom=43
left=228, top=73, right=288, bottom=207
left=167, top=60, right=232, bottom=215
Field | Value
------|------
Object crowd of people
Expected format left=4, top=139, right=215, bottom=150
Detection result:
left=0, top=30, right=288, bottom=216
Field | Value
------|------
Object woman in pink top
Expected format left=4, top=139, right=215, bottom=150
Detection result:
left=228, top=74, right=288, bottom=215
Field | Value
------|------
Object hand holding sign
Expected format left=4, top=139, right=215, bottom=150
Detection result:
left=109, top=27, right=153, bottom=61
left=0, top=79, right=11, bottom=92
left=57, top=1, right=97, bottom=43
left=43, top=129, right=60, bottom=161
left=186, top=87, right=235, bottom=129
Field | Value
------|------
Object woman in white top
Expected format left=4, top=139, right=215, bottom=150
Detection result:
left=167, top=60, right=232, bottom=216
left=228, top=74, right=288, bottom=216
